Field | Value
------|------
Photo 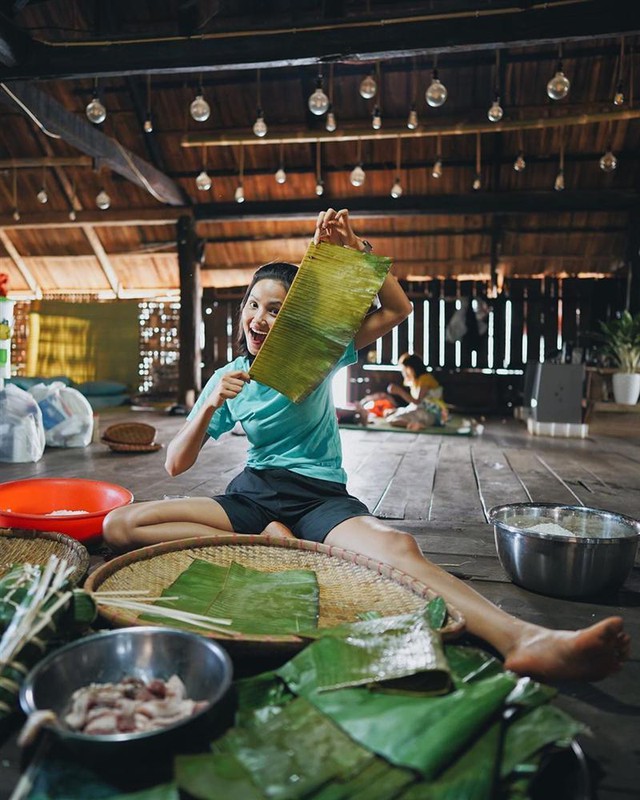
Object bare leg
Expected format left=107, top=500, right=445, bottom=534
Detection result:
left=262, top=521, right=296, bottom=538
left=325, top=516, right=630, bottom=682
left=103, top=497, right=236, bottom=552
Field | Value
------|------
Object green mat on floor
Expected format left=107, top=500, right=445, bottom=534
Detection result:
left=339, top=415, right=476, bottom=436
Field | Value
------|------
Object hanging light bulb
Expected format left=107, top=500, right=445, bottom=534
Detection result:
left=253, top=108, right=267, bottom=137
left=36, top=187, right=48, bottom=204
left=488, top=96, right=504, bottom=122
left=432, top=158, right=443, bottom=179
left=350, top=164, right=366, bottom=187
left=308, top=73, right=330, bottom=116
left=472, top=174, right=482, bottom=191
left=613, top=81, right=625, bottom=106
left=407, top=105, right=418, bottom=130
left=96, top=188, right=111, bottom=209
left=425, top=68, right=447, bottom=107
left=371, top=106, right=382, bottom=130
left=547, top=60, right=570, bottom=100
left=275, top=167, right=287, bottom=184
left=325, top=109, right=337, bottom=132
left=190, top=93, right=210, bottom=122
left=86, top=81, right=107, bottom=124
left=196, top=169, right=212, bottom=191
left=359, top=72, right=377, bottom=99
left=390, top=177, right=403, bottom=198
left=554, top=169, right=565, bottom=191
left=68, top=209, right=77, bottom=221
left=143, top=114, right=153, bottom=133
left=315, top=178, right=324, bottom=196
left=513, top=151, right=526, bottom=172
left=235, top=184, right=245, bottom=203
left=12, top=209, right=20, bottom=222
left=315, top=141, right=324, bottom=197
left=599, top=148, right=618, bottom=172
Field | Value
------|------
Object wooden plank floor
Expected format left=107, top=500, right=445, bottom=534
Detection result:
left=1, top=409, right=639, bottom=799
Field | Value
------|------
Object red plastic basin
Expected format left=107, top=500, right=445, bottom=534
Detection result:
left=0, top=478, right=134, bottom=542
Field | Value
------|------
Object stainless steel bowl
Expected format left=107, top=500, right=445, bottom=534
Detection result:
left=488, top=503, right=639, bottom=598
left=19, top=627, right=234, bottom=759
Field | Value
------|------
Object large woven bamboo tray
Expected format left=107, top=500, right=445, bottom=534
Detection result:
left=85, top=534, right=465, bottom=656
left=0, top=528, right=90, bottom=586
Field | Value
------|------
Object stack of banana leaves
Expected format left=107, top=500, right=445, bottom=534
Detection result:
left=0, top=558, right=95, bottom=722
left=23, top=603, right=585, bottom=800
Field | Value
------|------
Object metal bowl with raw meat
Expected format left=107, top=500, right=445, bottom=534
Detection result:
left=19, top=627, right=234, bottom=759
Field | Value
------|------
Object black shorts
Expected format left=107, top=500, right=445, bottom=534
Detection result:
left=214, top=467, right=371, bottom=543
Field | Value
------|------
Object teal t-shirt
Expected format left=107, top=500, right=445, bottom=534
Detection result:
left=188, top=342, right=356, bottom=484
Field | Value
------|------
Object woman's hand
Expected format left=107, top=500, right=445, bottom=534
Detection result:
left=387, top=383, right=402, bottom=396
left=209, top=370, right=250, bottom=409
left=313, top=208, right=362, bottom=250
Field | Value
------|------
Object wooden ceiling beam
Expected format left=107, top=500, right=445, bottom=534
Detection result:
left=0, top=157, right=92, bottom=169
left=0, top=229, right=41, bottom=298
left=0, top=2, right=638, bottom=80
left=183, top=108, right=640, bottom=148
left=0, top=80, right=188, bottom=206
left=194, top=192, right=640, bottom=221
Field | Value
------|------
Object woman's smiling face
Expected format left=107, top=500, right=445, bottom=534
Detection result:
left=241, top=278, right=288, bottom=355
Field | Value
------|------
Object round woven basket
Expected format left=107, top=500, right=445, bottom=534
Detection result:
left=101, top=422, right=157, bottom=446
left=85, top=534, right=465, bottom=656
left=0, top=528, right=90, bottom=586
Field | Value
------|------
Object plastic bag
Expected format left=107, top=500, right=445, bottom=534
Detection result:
left=0, top=384, right=45, bottom=463
left=29, top=382, right=94, bottom=448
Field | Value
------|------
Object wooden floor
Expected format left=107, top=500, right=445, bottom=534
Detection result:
left=1, top=408, right=639, bottom=799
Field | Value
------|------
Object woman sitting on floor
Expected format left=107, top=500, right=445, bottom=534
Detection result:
left=385, top=352, right=448, bottom=430
left=103, top=207, right=630, bottom=684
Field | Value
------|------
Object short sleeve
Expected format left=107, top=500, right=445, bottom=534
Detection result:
left=187, top=360, right=244, bottom=440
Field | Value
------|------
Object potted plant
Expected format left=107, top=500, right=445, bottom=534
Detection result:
left=598, top=310, right=640, bottom=404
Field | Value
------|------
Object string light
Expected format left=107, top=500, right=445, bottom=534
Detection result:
left=407, top=59, right=419, bottom=129
left=96, top=188, right=111, bottom=209
left=390, top=137, right=403, bottom=198
left=554, top=135, right=565, bottom=191
left=600, top=126, right=618, bottom=172
left=473, top=133, right=482, bottom=190
left=488, top=51, right=503, bottom=122
left=144, top=74, right=153, bottom=133
left=235, top=144, right=245, bottom=202
left=349, top=139, right=366, bottom=187
left=432, top=134, right=443, bottom=178
left=547, top=45, right=570, bottom=100
left=308, top=69, right=330, bottom=115
left=252, top=69, right=267, bottom=137
left=513, top=151, right=526, bottom=172
left=315, top=141, right=324, bottom=196
left=372, top=105, right=382, bottom=130
left=614, top=38, right=625, bottom=105
left=359, top=69, right=377, bottom=99
left=426, top=56, right=447, bottom=107
left=12, top=169, right=19, bottom=221
left=86, top=78, right=107, bottom=124
left=190, top=75, right=210, bottom=122
left=36, top=166, right=48, bottom=204
left=325, top=65, right=337, bottom=132
left=275, top=143, right=287, bottom=184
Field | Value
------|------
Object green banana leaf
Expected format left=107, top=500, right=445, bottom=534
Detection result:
left=249, top=241, right=391, bottom=402
left=306, top=672, right=517, bottom=779
left=214, top=696, right=374, bottom=800
left=141, top=559, right=319, bottom=636
left=174, top=752, right=264, bottom=800
left=308, top=757, right=416, bottom=800
left=279, top=607, right=451, bottom=695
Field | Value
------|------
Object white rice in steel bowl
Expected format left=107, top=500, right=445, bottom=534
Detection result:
left=488, top=503, right=640, bottom=598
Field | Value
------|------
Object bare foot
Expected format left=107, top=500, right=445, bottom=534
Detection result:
left=262, top=521, right=296, bottom=539
left=504, top=616, right=630, bottom=682
left=406, top=421, right=426, bottom=431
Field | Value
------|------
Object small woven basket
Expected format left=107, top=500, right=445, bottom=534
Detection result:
left=0, top=528, right=90, bottom=586
left=101, top=422, right=157, bottom=446
left=85, top=534, right=465, bottom=657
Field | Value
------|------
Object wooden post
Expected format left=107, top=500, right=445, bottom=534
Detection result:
left=177, top=215, right=202, bottom=406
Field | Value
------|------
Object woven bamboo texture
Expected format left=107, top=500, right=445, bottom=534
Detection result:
left=85, top=535, right=465, bottom=655
left=101, top=422, right=157, bottom=446
left=0, top=528, right=90, bottom=586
